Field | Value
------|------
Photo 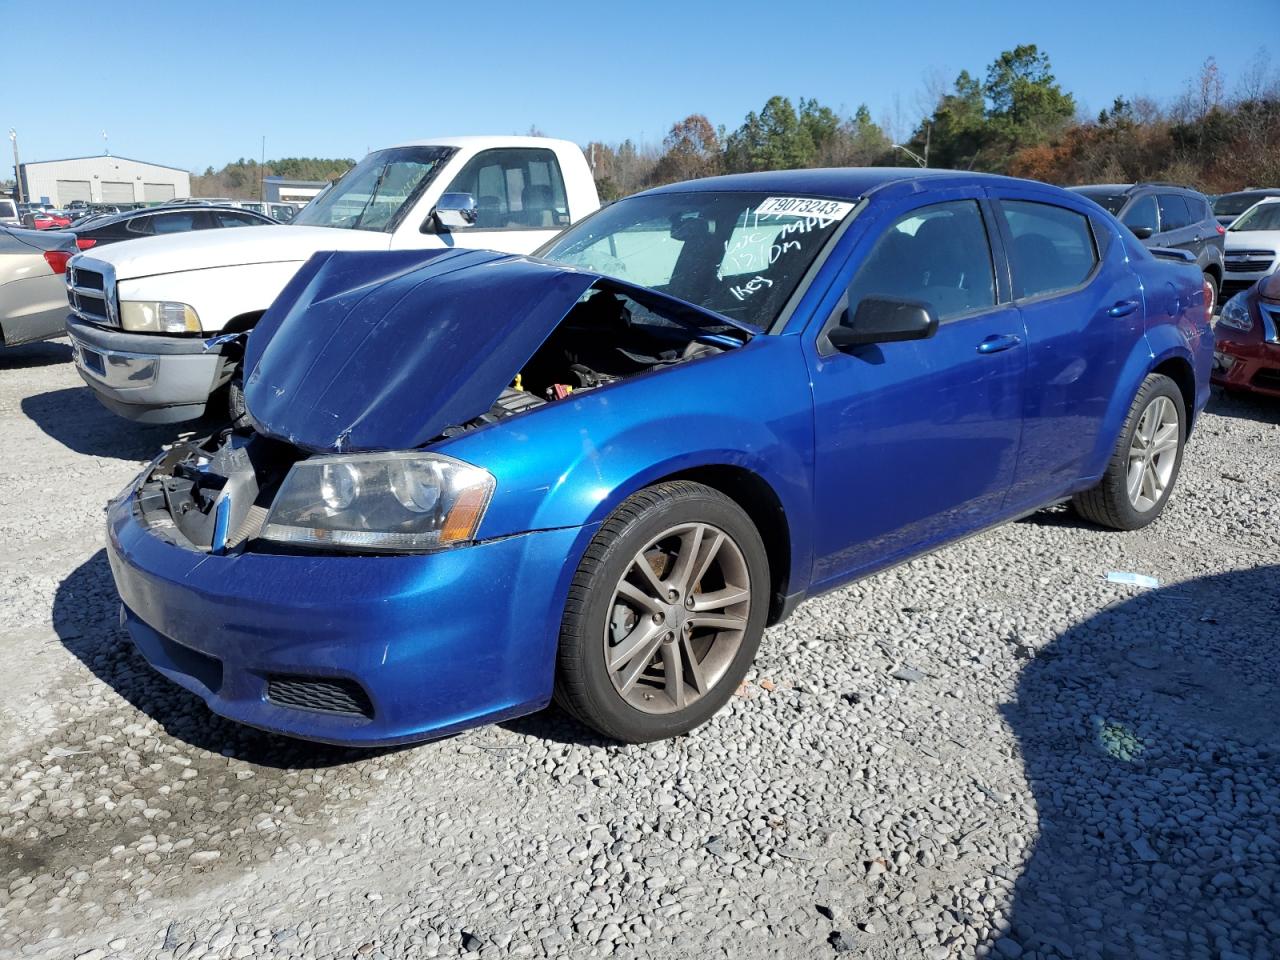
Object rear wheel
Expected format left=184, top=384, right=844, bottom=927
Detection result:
left=1203, top=271, right=1219, bottom=315
left=1072, top=373, right=1185, bottom=530
left=554, top=481, right=769, bottom=742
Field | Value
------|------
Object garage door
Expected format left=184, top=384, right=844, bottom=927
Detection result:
left=56, top=180, right=91, bottom=204
left=143, top=182, right=175, bottom=202
left=100, top=181, right=135, bottom=204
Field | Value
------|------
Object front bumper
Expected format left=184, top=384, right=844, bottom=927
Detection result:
left=1212, top=338, right=1280, bottom=397
left=107, top=487, right=590, bottom=746
left=66, top=316, right=231, bottom=423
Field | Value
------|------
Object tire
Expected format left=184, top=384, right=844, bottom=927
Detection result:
left=554, top=481, right=770, bottom=743
left=1203, top=271, right=1219, bottom=316
left=1072, top=373, right=1185, bottom=530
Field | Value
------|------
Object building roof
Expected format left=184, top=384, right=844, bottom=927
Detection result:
left=21, top=154, right=189, bottom=173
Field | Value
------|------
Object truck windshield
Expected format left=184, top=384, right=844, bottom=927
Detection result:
left=540, top=191, right=853, bottom=331
left=292, top=146, right=454, bottom=233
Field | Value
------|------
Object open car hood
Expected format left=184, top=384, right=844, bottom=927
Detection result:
left=244, top=249, right=754, bottom=453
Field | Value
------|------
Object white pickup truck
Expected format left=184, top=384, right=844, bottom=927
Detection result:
left=65, top=136, right=600, bottom=422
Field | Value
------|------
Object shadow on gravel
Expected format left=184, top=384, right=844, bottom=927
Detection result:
left=21, top=385, right=205, bottom=460
left=0, top=339, right=72, bottom=369
left=1204, top=388, right=1280, bottom=425
left=1000, top=565, right=1280, bottom=960
left=52, top=549, right=393, bottom=770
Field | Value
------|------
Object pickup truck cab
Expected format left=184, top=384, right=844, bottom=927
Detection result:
left=66, top=136, right=599, bottom=423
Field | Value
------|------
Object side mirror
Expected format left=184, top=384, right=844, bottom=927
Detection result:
left=432, top=192, right=478, bottom=230
left=827, top=296, right=939, bottom=350
left=1127, top=224, right=1155, bottom=240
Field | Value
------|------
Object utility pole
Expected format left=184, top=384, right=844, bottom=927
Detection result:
left=260, top=136, right=266, bottom=201
left=8, top=129, right=22, bottom=204
left=102, top=129, right=109, bottom=156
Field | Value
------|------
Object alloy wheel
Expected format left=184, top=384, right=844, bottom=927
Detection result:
left=1126, top=395, right=1180, bottom=512
left=603, top=522, right=751, bottom=714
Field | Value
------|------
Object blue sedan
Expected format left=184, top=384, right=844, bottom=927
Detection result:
left=105, top=169, right=1213, bottom=745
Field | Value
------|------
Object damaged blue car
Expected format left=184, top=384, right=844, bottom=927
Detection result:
left=105, top=169, right=1213, bottom=745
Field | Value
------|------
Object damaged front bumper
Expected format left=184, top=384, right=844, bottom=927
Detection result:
left=106, top=465, right=589, bottom=746
left=67, top=316, right=233, bottom=423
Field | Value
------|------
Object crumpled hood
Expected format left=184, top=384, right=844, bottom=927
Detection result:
left=243, top=249, right=599, bottom=452
left=86, top=224, right=391, bottom=278
left=244, top=248, right=754, bottom=454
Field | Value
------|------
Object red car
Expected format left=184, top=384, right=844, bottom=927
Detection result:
left=30, top=211, right=72, bottom=230
left=1213, top=274, right=1280, bottom=397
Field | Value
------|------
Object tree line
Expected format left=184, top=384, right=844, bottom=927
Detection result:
left=588, top=45, right=1279, bottom=199
left=190, top=157, right=355, bottom=199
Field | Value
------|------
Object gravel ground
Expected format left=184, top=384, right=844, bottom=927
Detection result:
left=1, top=339, right=1278, bottom=960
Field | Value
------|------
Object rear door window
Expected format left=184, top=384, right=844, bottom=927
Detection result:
left=999, top=200, right=1098, bottom=299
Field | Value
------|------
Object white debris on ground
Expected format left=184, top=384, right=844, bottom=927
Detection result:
left=1, top=339, right=1277, bottom=960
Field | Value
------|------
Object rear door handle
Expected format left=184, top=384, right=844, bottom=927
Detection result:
left=1106, top=299, right=1139, bottom=318
left=977, top=333, right=1022, bottom=354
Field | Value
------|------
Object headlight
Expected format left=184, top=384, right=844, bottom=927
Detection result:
left=260, top=452, right=494, bottom=552
left=120, top=300, right=201, bottom=333
left=1216, top=292, right=1253, bottom=332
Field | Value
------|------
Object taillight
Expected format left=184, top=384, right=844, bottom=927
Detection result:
left=1216, top=224, right=1226, bottom=236
left=42, top=250, right=72, bottom=275
left=75, top=237, right=97, bottom=250
left=1203, top=278, right=1215, bottom=323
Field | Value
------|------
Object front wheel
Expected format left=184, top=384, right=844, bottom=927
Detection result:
left=1072, top=373, right=1185, bottom=530
left=554, top=481, right=769, bottom=742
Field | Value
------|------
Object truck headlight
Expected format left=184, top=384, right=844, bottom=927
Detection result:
left=260, top=452, right=495, bottom=552
left=120, top=300, right=201, bottom=334
left=1216, top=293, right=1253, bottom=332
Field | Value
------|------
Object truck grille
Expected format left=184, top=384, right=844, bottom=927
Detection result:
left=66, top=260, right=117, bottom=326
left=1224, top=250, right=1275, bottom=274
left=267, top=676, right=374, bottom=718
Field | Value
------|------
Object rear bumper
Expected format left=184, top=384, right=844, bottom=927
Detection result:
left=0, top=274, right=68, bottom=347
left=107, top=486, right=590, bottom=746
left=66, top=316, right=229, bottom=422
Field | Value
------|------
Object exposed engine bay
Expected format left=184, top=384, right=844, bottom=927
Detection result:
left=132, top=285, right=744, bottom=554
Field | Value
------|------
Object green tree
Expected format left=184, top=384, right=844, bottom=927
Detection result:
left=910, top=69, right=988, bottom=169
left=723, top=96, right=816, bottom=172
left=984, top=44, right=1076, bottom=148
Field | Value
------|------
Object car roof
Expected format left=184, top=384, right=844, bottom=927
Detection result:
left=637, top=167, right=1032, bottom=202
left=77, top=204, right=266, bottom=228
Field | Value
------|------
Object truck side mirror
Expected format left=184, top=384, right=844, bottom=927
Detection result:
left=432, top=193, right=478, bottom=231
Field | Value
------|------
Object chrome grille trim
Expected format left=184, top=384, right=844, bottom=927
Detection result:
left=66, top=257, right=119, bottom=327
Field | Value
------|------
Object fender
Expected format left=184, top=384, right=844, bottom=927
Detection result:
left=435, top=337, right=817, bottom=598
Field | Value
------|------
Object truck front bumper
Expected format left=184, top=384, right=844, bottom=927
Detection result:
left=66, top=316, right=232, bottom=423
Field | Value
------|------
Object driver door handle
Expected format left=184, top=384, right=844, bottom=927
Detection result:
left=977, top=333, right=1022, bottom=354
left=1106, top=299, right=1139, bottom=318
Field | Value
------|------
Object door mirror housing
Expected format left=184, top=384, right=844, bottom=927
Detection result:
left=828, top=296, right=939, bottom=350
left=432, top=192, right=478, bottom=231
left=1127, top=224, right=1155, bottom=240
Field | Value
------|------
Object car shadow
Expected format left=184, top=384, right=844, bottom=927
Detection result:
left=0, top=339, right=72, bottom=369
left=499, top=703, right=617, bottom=749
left=996, top=565, right=1280, bottom=958
left=52, top=549, right=395, bottom=769
left=20, top=385, right=212, bottom=461
left=1205, top=387, right=1280, bottom=424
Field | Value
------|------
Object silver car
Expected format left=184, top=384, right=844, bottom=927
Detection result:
left=0, top=227, right=78, bottom=347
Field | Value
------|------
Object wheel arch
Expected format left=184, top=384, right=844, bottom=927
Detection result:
left=648, top=464, right=795, bottom=626
left=221, top=310, right=265, bottom=335
left=1150, top=353, right=1196, bottom=430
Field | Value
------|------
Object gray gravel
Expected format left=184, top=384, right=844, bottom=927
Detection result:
left=1, top=338, right=1278, bottom=960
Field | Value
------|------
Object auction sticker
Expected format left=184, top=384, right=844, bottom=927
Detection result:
left=754, top=196, right=855, bottom=220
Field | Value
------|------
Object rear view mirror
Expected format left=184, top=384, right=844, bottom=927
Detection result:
left=433, top=193, right=478, bottom=230
left=828, top=296, right=939, bottom=350
left=1127, top=225, right=1154, bottom=240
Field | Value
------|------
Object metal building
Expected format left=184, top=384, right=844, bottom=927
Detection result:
left=18, top=155, right=191, bottom=207
left=262, top=176, right=328, bottom=204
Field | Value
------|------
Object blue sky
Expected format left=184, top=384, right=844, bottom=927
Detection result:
left=2, top=0, right=1273, bottom=172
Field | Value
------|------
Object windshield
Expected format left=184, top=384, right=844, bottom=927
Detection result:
left=1229, top=202, right=1280, bottom=232
left=1215, top=193, right=1276, bottom=218
left=539, top=191, right=853, bottom=330
left=292, top=146, right=454, bottom=232
left=1072, top=189, right=1127, bottom=215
